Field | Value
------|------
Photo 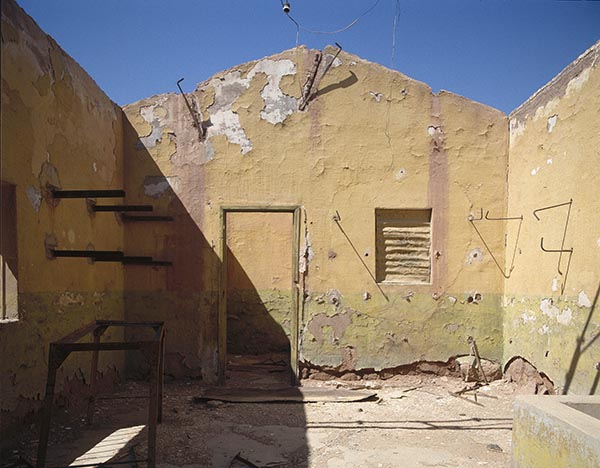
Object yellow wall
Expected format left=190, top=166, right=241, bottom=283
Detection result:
left=4, top=0, right=596, bottom=433
left=123, top=47, right=508, bottom=381
left=504, top=41, right=600, bottom=394
left=0, top=0, right=125, bottom=432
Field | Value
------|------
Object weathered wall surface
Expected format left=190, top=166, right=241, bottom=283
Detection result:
left=226, top=212, right=293, bottom=355
left=123, top=46, right=508, bottom=381
left=505, top=41, right=600, bottom=394
left=0, top=0, right=125, bottom=433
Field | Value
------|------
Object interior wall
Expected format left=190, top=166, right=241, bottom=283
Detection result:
left=123, top=47, right=508, bottom=380
left=0, top=0, right=125, bottom=434
left=504, top=41, right=600, bottom=394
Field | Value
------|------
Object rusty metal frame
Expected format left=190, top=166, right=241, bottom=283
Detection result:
left=36, top=320, right=165, bottom=468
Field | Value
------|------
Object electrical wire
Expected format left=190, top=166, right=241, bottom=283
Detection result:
left=384, top=0, right=401, bottom=151
left=281, top=0, right=382, bottom=36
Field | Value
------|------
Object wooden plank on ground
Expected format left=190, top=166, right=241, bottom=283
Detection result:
left=193, top=387, right=377, bottom=403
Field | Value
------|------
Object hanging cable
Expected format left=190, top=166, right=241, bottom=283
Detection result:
left=281, top=0, right=382, bottom=36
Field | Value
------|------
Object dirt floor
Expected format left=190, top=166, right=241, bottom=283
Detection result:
left=8, top=366, right=520, bottom=468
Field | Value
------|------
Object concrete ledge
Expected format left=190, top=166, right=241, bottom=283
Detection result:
left=513, top=395, right=600, bottom=468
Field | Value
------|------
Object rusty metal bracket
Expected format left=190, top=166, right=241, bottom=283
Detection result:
left=533, top=198, right=573, bottom=278
left=176, top=78, right=205, bottom=140
left=298, top=43, right=343, bottom=111
left=318, top=42, right=343, bottom=83
left=299, top=52, right=322, bottom=111
left=484, top=211, right=523, bottom=221
left=468, top=208, right=523, bottom=279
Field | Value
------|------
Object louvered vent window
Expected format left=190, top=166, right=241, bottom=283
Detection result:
left=376, top=209, right=432, bottom=284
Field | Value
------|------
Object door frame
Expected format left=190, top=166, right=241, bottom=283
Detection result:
left=219, top=205, right=301, bottom=385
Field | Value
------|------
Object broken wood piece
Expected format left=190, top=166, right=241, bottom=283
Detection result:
left=229, top=453, right=262, bottom=468
left=193, top=386, right=377, bottom=404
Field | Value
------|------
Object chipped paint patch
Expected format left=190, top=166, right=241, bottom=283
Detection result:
left=395, top=168, right=406, bottom=180
left=538, top=324, right=550, bottom=335
left=143, top=175, right=179, bottom=198
left=466, top=248, right=483, bottom=264
left=578, top=290, right=592, bottom=308
left=207, top=59, right=297, bottom=152
left=540, top=298, right=559, bottom=318
left=55, top=291, right=85, bottom=307
left=521, top=312, right=536, bottom=324
left=509, top=118, right=525, bottom=147
left=531, top=167, right=540, bottom=176
left=369, top=91, right=383, bottom=102
left=307, top=311, right=352, bottom=343
left=26, top=185, right=41, bottom=212
left=299, top=232, right=314, bottom=274
left=551, top=277, right=559, bottom=292
left=253, top=59, right=297, bottom=124
left=566, top=67, right=591, bottom=96
left=547, top=114, right=558, bottom=133
left=137, top=101, right=169, bottom=149
left=556, top=307, right=572, bottom=326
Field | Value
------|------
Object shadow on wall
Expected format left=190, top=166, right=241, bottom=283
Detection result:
left=227, top=245, right=291, bottom=358
left=563, top=283, right=600, bottom=395
left=120, top=116, right=309, bottom=466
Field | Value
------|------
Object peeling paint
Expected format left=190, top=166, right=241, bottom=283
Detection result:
left=540, top=298, right=559, bottom=318
left=578, top=290, right=592, bottom=308
left=521, top=312, right=536, bottom=324
left=206, top=58, right=297, bottom=153
left=137, top=102, right=169, bottom=149
left=369, top=91, right=383, bottom=102
left=253, top=59, right=297, bottom=124
left=307, top=310, right=352, bottom=343
left=547, top=114, right=558, bottom=133
left=565, top=67, right=591, bottom=96
left=466, top=248, right=483, bottom=264
left=143, top=175, right=179, bottom=198
left=556, top=307, right=572, bottom=326
left=299, top=232, right=314, bottom=274
left=25, top=185, right=41, bottom=212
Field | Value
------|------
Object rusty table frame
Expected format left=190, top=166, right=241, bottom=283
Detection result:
left=36, top=320, right=165, bottom=468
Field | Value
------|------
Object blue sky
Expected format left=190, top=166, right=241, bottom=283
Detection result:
left=15, top=0, right=600, bottom=113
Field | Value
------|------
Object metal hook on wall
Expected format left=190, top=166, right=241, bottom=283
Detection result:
left=468, top=208, right=523, bottom=279
left=533, top=198, right=573, bottom=276
left=467, top=208, right=483, bottom=222
left=485, top=211, right=523, bottom=221
left=176, top=78, right=205, bottom=141
left=533, top=199, right=573, bottom=221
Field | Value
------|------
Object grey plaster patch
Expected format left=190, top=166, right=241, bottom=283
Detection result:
left=26, top=185, right=42, bottom=212
left=466, top=248, right=483, bottom=264
left=137, top=101, right=169, bottom=149
left=547, top=114, right=558, bottom=133
left=143, top=175, right=179, bottom=198
left=207, top=58, right=297, bottom=153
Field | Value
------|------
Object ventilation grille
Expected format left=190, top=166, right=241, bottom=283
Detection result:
left=376, top=209, right=432, bottom=284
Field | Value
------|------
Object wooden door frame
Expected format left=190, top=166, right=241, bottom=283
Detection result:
left=219, top=205, right=301, bottom=386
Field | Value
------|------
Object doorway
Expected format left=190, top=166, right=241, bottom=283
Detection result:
left=219, top=207, right=300, bottom=386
